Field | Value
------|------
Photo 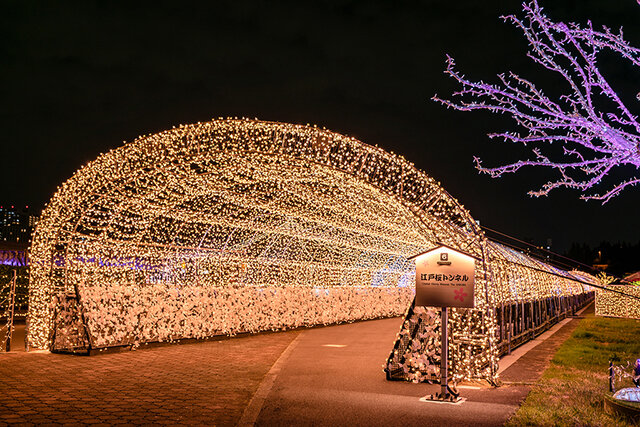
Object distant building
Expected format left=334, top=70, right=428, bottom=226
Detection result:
left=0, top=205, right=38, bottom=244
left=0, top=205, right=37, bottom=266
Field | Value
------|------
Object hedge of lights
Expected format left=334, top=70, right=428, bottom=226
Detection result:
left=28, top=118, right=596, bottom=382
left=595, top=286, right=640, bottom=319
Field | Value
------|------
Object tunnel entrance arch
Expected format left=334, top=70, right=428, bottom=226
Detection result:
left=29, top=119, right=489, bottom=352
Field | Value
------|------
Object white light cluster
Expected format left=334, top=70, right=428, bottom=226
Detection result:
left=595, top=286, right=640, bottom=319
left=27, top=118, right=596, bottom=383
left=28, top=118, right=485, bottom=351
left=79, top=284, right=414, bottom=348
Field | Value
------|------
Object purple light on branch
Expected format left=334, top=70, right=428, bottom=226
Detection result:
left=433, top=0, right=640, bottom=203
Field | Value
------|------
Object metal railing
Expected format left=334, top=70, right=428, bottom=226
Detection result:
left=495, top=292, right=595, bottom=356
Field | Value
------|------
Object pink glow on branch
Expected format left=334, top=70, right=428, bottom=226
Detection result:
left=433, top=0, right=640, bottom=203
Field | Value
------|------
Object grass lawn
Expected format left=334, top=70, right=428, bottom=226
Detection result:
left=507, top=310, right=640, bottom=426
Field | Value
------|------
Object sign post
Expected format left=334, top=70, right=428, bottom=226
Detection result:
left=440, top=306, right=449, bottom=399
left=410, top=244, right=477, bottom=403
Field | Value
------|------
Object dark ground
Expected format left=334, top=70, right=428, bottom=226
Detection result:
left=0, top=306, right=590, bottom=426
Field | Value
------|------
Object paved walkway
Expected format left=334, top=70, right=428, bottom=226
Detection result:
left=0, top=329, right=300, bottom=425
left=251, top=306, right=592, bottom=426
left=0, top=305, right=592, bottom=425
left=250, top=318, right=526, bottom=426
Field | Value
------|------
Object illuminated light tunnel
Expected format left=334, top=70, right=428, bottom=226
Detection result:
left=27, top=119, right=596, bottom=382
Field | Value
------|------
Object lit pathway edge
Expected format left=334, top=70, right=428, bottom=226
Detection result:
left=497, top=303, right=591, bottom=375
left=237, top=303, right=591, bottom=425
left=237, top=331, right=303, bottom=426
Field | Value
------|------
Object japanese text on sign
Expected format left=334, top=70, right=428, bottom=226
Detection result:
left=413, top=246, right=476, bottom=308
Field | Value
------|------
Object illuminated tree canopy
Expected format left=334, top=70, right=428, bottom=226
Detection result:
left=434, top=0, right=640, bottom=202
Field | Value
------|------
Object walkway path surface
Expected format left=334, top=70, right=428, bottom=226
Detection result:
left=0, top=304, right=592, bottom=426
left=0, top=329, right=300, bottom=425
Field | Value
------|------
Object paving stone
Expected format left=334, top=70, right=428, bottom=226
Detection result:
left=1, top=328, right=299, bottom=425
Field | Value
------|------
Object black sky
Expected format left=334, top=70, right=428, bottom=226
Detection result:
left=2, top=0, right=639, bottom=253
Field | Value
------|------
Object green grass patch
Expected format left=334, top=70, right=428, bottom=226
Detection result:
left=507, top=311, right=640, bottom=426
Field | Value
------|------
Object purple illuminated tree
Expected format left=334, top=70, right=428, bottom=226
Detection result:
left=433, top=0, right=640, bottom=203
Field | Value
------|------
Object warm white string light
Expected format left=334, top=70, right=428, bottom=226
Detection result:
left=28, top=118, right=597, bottom=383
left=29, top=118, right=486, bottom=351
left=595, top=286, right=640, bottom=319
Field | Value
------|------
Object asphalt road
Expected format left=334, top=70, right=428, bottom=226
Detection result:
left=252, top=317, right=530, bottom=427
left=251, top=304, right=592, bottom=427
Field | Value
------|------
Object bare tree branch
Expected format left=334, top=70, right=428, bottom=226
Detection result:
left=433, top=0, right=640, bottom=203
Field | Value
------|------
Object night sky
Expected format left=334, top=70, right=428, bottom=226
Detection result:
left=2, top=0, right=639, bottom=253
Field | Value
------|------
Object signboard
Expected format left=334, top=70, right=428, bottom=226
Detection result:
left=413, top=245, right=476, bottom=308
